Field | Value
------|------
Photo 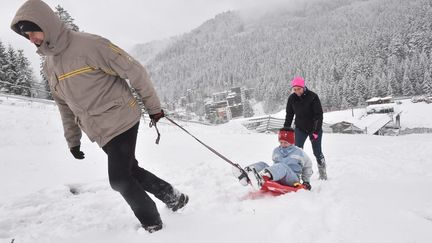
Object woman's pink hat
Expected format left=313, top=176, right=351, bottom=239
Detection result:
left=291, top=77, right=305, bottom=88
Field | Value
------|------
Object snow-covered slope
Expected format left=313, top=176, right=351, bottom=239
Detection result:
left=1, top=97, right=432, bottom=243
left=130, top=38, right=175, bottom=65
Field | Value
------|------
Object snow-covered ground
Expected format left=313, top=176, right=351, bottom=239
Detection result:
left=1, top=97, right=432, bottom=243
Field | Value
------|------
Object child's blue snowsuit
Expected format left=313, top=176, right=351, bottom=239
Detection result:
left=248, top=145, right=313, bottom=186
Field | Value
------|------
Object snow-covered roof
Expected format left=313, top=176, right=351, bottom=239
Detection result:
left=366, top=97, right=380, bottom=103
left=366, top=96, right=393, bottom=103
left=330, top=121, right=354, bottom=127
left=367, top=103, right=395, bottom=109
left=366, top=102, right=396, bottom=112
left=227, top=92, right=238, bottom=98
left=355, top=114, right=392, bottom=134
left=213, top=91, right=228, bottom=95
left=342, top=125, right=363, bottom=132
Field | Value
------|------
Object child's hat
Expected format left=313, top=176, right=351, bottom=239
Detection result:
left=278, top=127, right=295, bottom=144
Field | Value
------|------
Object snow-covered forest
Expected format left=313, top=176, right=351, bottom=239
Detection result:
left=0, top=41, right=37, bottom=97
left=132, top=0, right=432, bottom=113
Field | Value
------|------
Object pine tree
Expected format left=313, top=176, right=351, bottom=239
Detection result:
left=387, top=68, right=400, bottom=96
left=331, top=85, right=341, bottom=109
left=39, top=56, right=52, bottom=99
left=423, top=67, right=432, bottom=95
left=5, top=45, right=18, bottom=94
left=409, top=56, right=424, bottom=95
left=0, top=41, right=8, bottom=91
left=342, top=76, right=357, bottom=106
left=402, top=65, right=415, bottom=96
left=340, top=96, right=350, bottom=109
left=243, top=100, right=254, bottom=118
left=16, top=50, right=34, bottom=97
left=54, top=5, right=80, bottom=31
left=369, top=75, right=380, bottom=98
left=355, top=73, right=368, bottom=105
left=377, top=73, right=388, bottom=97
left=320, top=83, right=332, bottom=111
left=386, top=81, right=393, bottom=97
left=418, top=51, right=429, bottom=93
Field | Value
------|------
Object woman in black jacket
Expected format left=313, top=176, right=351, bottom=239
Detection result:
left=284, top=77, right=327, bottom=180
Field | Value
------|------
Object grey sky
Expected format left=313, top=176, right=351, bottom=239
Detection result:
left=0, top=0, right=303, bottom=78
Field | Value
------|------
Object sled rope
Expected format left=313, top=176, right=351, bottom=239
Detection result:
left=165, top=116, right=247, bottom=175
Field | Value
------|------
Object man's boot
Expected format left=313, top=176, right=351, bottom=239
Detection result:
left=164, top=188, right=189, bottom=212
left=317, top=156, right=328, bottom=180
left=142, top=217, right=163, bottom=233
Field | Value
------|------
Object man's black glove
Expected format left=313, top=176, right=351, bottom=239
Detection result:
left=70, top=145, right=85, bottom=160
left=302, top=181, right=312, bottom=190
left=149, top=110, right=165, bottom=124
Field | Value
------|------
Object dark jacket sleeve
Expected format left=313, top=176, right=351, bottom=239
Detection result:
left=312, top=94, right=323, bottom=133
left=284, top=95, right=294, bottom=128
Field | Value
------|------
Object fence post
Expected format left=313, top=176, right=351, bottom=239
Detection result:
left=266, top=115, right=271, bottom=132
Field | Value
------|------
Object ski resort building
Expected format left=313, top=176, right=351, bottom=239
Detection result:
left=204, top=87, right=254, bottom=123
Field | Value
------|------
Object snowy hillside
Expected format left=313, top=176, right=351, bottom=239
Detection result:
left=130, top=38, right=175, bottom=65
left=133, top=0, right=432, bottom=113
left=1, top=97, right=432, bottom=243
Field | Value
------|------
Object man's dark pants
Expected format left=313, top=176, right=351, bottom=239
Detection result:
left=102, top=122, right=173, bottom=226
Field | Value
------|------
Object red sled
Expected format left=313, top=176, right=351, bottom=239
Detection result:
left=260, top=177, right=305, bottom=195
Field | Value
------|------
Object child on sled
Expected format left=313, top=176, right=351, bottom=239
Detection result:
left=235, top=127, right=313, bottom=190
